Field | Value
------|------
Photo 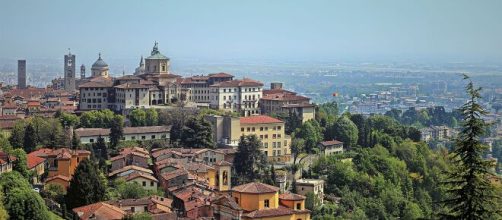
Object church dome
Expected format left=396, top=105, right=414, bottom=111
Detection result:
left=92, top=53, right=109, bottom=69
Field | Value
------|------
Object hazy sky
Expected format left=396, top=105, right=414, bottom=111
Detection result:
left=1, top=0, right=502, bottom=63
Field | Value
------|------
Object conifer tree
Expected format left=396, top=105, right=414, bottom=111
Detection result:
left=65, top=159, right=106, bottom=209
left=440, top=75, right=501, bottom=219
left=23, top=123, right=37, bottom=153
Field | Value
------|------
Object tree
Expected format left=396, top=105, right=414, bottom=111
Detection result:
left=0, top=190, right=8, bottom=220
left=180, top=117, right=214, bottom=148
left=270, top=164, right=277, bottom=186
left=145, top=109, right=158, bottom=126
left=8, top=121, right=26, bottom=149
left=109, top=115, right=124, bottom=151
left=327, top=116, right=358, bottom=149
left=65, top=159, right=107, bottom=209
left=233, top=135, right=268, bottom=183
left=440, top=75, right=501, bottom=219
left=42, top=184, right=66, bottom=205
left=108, top=179, right=162, bottom=200
left=130, top=109, right=147, bottom=127
left=5, top=188, right=50, bottom=220
left=295, top=120, right=322, bottom=153
left=305, top=191, right=319, bottom=211
left=10, top=149, right=31, bottom=180
left=124, top=212, right=153, bottom=220
left=71, top=130, right=81, bottom=150
left=23, top=123, right=37, bottom=153
left=0, top=172, right=31, bottom=196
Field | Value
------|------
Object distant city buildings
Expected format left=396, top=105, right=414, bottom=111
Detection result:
left=17, top=60, right=26, bottom=89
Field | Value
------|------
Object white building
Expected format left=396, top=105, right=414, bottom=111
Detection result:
left=209, top=78, right=263, bottom=116
left=75, top=126, right=171, bottom=144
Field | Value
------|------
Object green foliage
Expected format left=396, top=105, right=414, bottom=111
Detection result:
left=71, top=130, right=80, bottom=150
left=180, top=117, right=214, bottom=148
left=109, top=115, right=124, bottom=151
left=386, top=106, right=461, bottom=128
left=123, top=212, right=153, bottom=220
left=233, top=135, right=269, bottom=184
left=326, top=116, right=358, bottom=149
left=80, top=109, right=116, bottom=128
left=23, top=123, right=37, bottom=153
left=294, top=120, right=322, bottom=153
left=42, top=184, right=66, bottom=205
left=10, top=149, right=31, bottom=180
left=440, top=76, right=501, bottom=219
left=129, top=109, right=147, bottom=127
left=145, top=109, right=159, bottom=126
left=9, top=121, right=26, bottom=149
left=305, top=191, right=319, bottom=211
left=272, top=112, right=302, bottom=135
left=0, top=171, right=50, bottom=220
left=65, top=159, right=107, bottom=209
left=0, top=190, right=8, bottom=220
left=55, top=111, right=80, bottom=127
left=5, top=187, right=51, bottom=220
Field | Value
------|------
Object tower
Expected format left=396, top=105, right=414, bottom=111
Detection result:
left=80, top=64, right=86, bottom=79
left=145, top=42, right=169, bottom=75
left=17, top=60, right=26, bottom=89
left=64, top=50, right=76, bottom=91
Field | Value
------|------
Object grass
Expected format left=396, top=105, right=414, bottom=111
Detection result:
left=49, top=211, right=64, bottom=220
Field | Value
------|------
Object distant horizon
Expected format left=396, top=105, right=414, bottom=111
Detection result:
left=1, top=0, right=502, bottom=64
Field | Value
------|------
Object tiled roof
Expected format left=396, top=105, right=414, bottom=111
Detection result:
left=78, top=79, right=113, bottom=88
left=261, top=92, right=310, bottom=102
left=73, top=202, right=126, bottom=220
left=279, top=192, right=306, bottom=201
left=243, top=205, right=310, bottom=218
left=114, top=83, right=149, bottom=89
left=108, top=196, right=172, bottom=209
left=320, top=140, right=343, bottom=146
left=232, top=182, right=279, bottom=194
left=26, top=153, right=45, bottom=169
left=125, top=171, right=158, bottom=182
left=240, top=115, right=283, bottom=124
left=46, top=148, right=91, bottom=159
left=45, top=175, right=71, bottom=183
left=161, top=169, right=188, bottom=181
left=108, top=165, right=154, bottom=177
left=208, top=72, right=234, bottom=78
left=210, top=78, right=263, bottom=87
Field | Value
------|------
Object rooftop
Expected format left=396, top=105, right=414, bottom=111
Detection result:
left=240, top=115, right=283, bottom=124
left=232, top=182, right=279, bottom=194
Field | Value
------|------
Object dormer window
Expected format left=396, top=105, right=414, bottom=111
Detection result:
left=264, top=199, right=270, bottom=208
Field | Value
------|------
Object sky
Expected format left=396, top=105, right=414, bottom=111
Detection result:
left=1, top=0, right=502, bottom=63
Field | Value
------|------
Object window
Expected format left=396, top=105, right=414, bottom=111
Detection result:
left=264, top=199, right=270, bottom=208
left=150, top=181, right=154, bottom=186
left=297, top=203, right=301, bottom=210
left=260, top=127, right=264, bottom=131
left=235, top=197, right=239, bottom=203
left=247, top=127, right=250, bottom=132
left=90, top=139, right=94, bottom=143
left=131, top=136, right=136, bottom=140
left=151, top=135, right=156, bottom=139
left=143, top=181, right=146, bottom=186
left=142, top=136, right=146, bottom=140
left=131, top=207, right=135, bottom=213
left=241, top=128, right=244, bottom=132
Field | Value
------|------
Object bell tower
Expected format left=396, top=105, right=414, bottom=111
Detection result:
left=64, top=49, right=76, bottom=91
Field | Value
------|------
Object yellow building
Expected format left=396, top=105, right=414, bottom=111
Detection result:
left=240, top=115, right=291, bottom=163
left=232, top=182, right=310, bottom=220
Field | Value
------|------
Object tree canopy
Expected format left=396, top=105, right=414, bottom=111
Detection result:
left=65, top=159, right=107, bottom=209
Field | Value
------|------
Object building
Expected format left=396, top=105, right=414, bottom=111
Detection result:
left=64, top=51, right=76, bottom=91
left=232, top=182, right=311, bottom=220
left=240, top=115, right=292, bottom=163
left=32, top=148, right=91, bottom=188
left=27, top=152, right=46, bottom=184
left=80, top=64, right=86, bottom=79
left=260, top=83, right=315, bottom=123
left=110, top=147, right=150, bottom=172
left=73, top=202, right=126, bottom=220
left=124, top=172, right=159, bottom=191
left=107, top=196, right=173, bottom=218
left=204, top=114, right=241, bottom=147
left=91, top=53, right=110, bottom=78
left=209, top=78, right=263, bottom=116
left=318, top=140, right=344, bottom=156
left=295, top=179, right=324, bottom=204
left=0, top=150, right=15, bottom=175
left=17, top=60, right=26, bottom=89
left=75, top=126, right=171, bottom=144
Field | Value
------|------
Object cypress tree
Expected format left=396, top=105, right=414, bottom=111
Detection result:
left=440, top=75, right=501, bottom=219
left=65, top=159, right=106, bottom=209
left=23, top=123, right=37, bottom=153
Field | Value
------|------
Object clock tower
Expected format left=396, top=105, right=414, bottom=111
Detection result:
left=64, top=49, right=76, bottom=91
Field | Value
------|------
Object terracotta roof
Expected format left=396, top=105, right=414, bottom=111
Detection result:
left=243, top=206, right=309, bottom=218
left=320, top=140, right=343, bottom=146
left=26, top=153, right=45, bottom=169
left=108, top=196, right=172, bottom=209
left=78, top=79, right=113, bottom=88
left=161, top=169, right=188, bottom=181
left=279, top=192, right=306, bottom=201
left=210, top=78, right=263, bottom=87
left=125, top=171, right=158, bottom=182
left=240, top=115, right=283, bottom=124
left=208, top=72, right=234, bottom=78
left=73, top=202, right=126, bottom=220
left=261, top=93, right=310, bottom=102
left=108, top=165, right=154, bottom=177
left=232, top=182, right=279, bottom=194
left=114, top=83, right=149, bottom=89
left=45, top=175, right=71, bottom=183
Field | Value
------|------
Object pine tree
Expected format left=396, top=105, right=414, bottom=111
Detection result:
left=109, top=116, right=124, bottom=152
left=440, top=75, right=501, bottom=219
left=71, top=130, right=80, bottom=150
left=65, top=159, right=106, bottom=209
left=270, top=164, right=277, bottom=186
